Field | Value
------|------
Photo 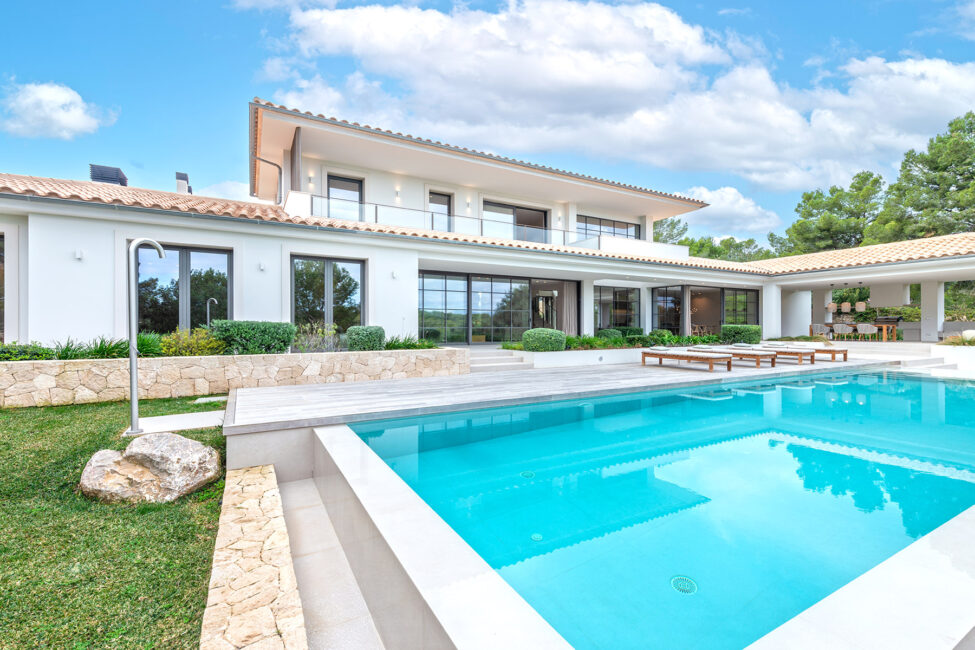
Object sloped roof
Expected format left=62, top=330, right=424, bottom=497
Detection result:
left=748, top=232, right=975, bottom=273
left=0, top=173, right=291, bottom=222
left=250, top=98, right=707, bottom=206
left=3, top=172, right=975, bottom=277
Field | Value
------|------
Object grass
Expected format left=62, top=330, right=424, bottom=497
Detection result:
left=940, top=335, right=975, bottom=346
left=0, top=396, right=227, bottom=649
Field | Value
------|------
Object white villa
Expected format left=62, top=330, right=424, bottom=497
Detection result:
left=1, top=97, right=974, bottom=346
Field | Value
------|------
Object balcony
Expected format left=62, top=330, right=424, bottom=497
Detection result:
left=282, top=191, right=689, bottom=259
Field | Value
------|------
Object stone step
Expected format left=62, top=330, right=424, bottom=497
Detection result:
left=899, top=357, right=946, bottom=367
left=470, top=361, right=532, bottom=372
left=470, top=355, right=522, bottom=364
left=469, top=348, right=513, bottom=357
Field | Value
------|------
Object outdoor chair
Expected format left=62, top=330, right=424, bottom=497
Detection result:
left=831, top=324, right=854, bottom=340
left=811, top=324, right=830, bottom=338
left=856, top=323, right=879, bottom=341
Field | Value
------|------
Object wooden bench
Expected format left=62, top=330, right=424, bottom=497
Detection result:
left=812, top=347, right=848, bottom=362
left=755, top=347, right=816, bottom=364
left=697, top=347, right=777, bottom=368
left=641, top=349, right=733, bottom=372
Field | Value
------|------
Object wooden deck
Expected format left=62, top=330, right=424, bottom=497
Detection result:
left=224, top=358, right=888, bottom=435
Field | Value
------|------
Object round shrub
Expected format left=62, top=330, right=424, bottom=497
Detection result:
left=522, top=328, right=566, bottom=352
left=720, top=324, right=762, bottom=344
left=596, top=328, right=622, bottom=339
left=617, top=326, right=644, bottom=338
left=347, top=325, right=385, bottom=351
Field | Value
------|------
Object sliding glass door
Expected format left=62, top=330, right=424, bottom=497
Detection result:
left=652, top=286, right=682, bottom=334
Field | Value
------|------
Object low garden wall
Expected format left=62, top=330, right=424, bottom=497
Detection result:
left=0, top=348, right=469, bottom=408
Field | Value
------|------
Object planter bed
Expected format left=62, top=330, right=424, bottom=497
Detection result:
left=0, top=348, right=469, bottom=408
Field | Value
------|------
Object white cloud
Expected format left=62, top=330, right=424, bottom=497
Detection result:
left=258, top=0, right=975, bottom=192
left=718, top=8, right=751, bottom=16
left=1, top=82, right=115, bottom=140
left=957, top=0, right=975, bottom=39
left=196, top=180, right=272, bottom=203
left=683, top=186, right=781, bottom=233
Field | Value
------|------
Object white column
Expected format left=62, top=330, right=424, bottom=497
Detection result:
left=812, top=288, right=832, bottom=325
left=782, top=290, right=812, bottom=337
left=641, top=287, right=653, bottom=333
left=642, top=215, right=652, bottom=241
left=761, top=284, right=782, bottom=339
left=920, top=281, right=945, bottom=342
left=581, top=278, right=595, bottom=335
left=680, top=285, right=691, bottom=336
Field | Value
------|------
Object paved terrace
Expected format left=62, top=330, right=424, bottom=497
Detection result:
left=224, top=357, right=890, bottom=435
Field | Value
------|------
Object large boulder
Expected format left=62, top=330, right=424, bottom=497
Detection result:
left=80, top=432, right=221, bottom=503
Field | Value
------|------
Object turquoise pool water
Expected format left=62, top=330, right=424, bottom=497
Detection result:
left=351, top=371, right=975, bottom=649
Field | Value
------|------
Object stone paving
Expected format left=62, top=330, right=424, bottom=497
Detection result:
left=200, top=465, right=308, bottom=650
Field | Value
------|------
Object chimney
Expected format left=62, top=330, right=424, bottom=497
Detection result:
left=89, top=164, right=128, bottom=186
left=175, top=172, right=193, bottom=194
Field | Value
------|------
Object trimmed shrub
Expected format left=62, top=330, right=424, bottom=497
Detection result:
left=720, top=324, right=762, bottom=344
left=596, top=328, right=622, bottom=339
left=617, top=326, right=644, bottom=337
left=347, top=325, right=385, bottom=351
left=522, top=328, right=566, bottom=352
left=385, top=335, right=438, bottom=350
left=625, top=334, right=651, bottom=347
left=0, top=343, right=56, bottom=361
left=210, top=320, right=297, bottom=355
left=161, top=328, right=226, bottom=357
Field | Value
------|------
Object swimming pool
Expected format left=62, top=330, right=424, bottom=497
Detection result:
left=350, top=370, right=975, bottom=649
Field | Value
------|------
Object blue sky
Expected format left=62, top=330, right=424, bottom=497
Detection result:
left=2, top=0, right=975, bottom=241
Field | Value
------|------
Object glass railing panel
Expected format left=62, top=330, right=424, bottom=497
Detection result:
left=377, top=204, right=428, bottom=229
left=515, top=225, right=549, bottom=244
left=452, top=215, right=481, bottom=236
left=328, top=198, right=365, bottom=222
left=482, top=219, right=516, bottom=240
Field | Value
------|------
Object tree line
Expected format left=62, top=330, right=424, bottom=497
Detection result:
left=654, top=111, right=975, bottom=262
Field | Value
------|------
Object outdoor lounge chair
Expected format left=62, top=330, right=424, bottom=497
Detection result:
left=690, top=345, right=776, bottom=368
left=641, top=347, right=733, bottom=372
left=763, top=342, right=849, bottom=362
left=749, top=343, right=816, bottom=364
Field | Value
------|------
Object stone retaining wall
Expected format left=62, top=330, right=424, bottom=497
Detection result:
left=200, top=465, right=307, bottom=649
left=0, top=348, right=469, bottom=408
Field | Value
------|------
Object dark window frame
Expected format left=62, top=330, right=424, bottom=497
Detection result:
left=290, top=255, right=366, bottom=332
left=594, top=286, right=641, bottom=330
left=576, top=215, right=641, bottom=240
left=137, top=243, right=233, bottom=332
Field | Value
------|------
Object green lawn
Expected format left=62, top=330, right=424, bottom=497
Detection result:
left=0, top=397, right=228, bottom=649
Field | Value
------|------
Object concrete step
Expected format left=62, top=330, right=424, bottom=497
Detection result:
left=470, top=354, right=522, bottom=364
left=470, top=361, right=532, bottom=372
left=469, top=348, right=513, bottom=357
left=899, top=357, right=946, bottom=367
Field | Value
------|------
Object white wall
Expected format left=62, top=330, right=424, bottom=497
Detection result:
left=781, top=290, right=812, bottom=337
left=761, top=284, right=782, bottom=338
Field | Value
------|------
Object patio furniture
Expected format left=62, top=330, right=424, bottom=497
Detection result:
left=831, top=323, right=854, bottom=340
left=753, top=344, right=816, bottom=364
left=811, top=347, right=849, bottom=362
left=856, top=323, right=879, bottom=341
left=874, top=315, right=903, bottom=341
left=641, top=347, right=733, bottom=372
left=811, top=323, right=831, bottom=338
left=692, top=345, right=776, bottom=368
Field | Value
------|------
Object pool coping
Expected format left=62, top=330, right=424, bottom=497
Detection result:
left=224, top=359, right=891, bottom=435
left=312, top=423, right=572, bottom=649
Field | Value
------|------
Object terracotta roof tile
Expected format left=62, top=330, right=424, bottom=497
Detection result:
left=4, top=173, right=974, bottom=277
left=250, top=98, right=707, bottom=207
left=0, top=172, right=292, bottom=222
left=746, top=233, right=975, bottom=273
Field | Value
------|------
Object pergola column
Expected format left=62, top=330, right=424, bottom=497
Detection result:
left=581, top=278, right=595, bottom=336
left=812, top=288, right=832, bottom=325
left=920, top=281, right=945, bottom=342
left=782, top=290, right=812, bottom=337
left=761, top=284, right=782, bottom=339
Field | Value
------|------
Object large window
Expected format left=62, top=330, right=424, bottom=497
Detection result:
left=138, top=246, right=230, bottom=333
left=428, top=192, right=452, bottom=232
left=472, top=276, right=531, bottom=343
left=482, top=201, right=548, bottom=243
left=418, top=272, right=468, bottom=343
left=652, top=286, right=682, bottom=334
left=595, top=286, right=640, bottom=330
left=576, top=215, right=640, bottom=240
left=327, top=175, right=363, bottom=221
left=292, top=257, right=364, bottom=333
left=725, top=288, right=759, bottom=325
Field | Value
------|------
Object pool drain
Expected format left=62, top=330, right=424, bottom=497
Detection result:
left=520, top=470, right=535, bottom=479
left=670, top=576, right=698, bottom=595
left=530, top=533, right=544, bottom=542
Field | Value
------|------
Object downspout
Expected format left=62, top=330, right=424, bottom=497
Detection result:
left=250, top=154, right=283, bottom=205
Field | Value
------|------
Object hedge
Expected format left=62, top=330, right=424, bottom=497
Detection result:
left=596, top=328, right=622, bottom=339
left=347, top=325, right=385, bottom=351
left=720, top=324, right=762, bottom=344
left=617, top=326, right=644, bottom=337
left=0, top=343, right=56, bottom=361
left=209, top=320, right=297, bottom=355
left=522, top=328, right=566, bottom=352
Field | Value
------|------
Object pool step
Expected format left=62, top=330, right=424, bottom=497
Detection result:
left=898, top=357, right=946, bottom=367
left=469, top=348, right=533, bottom=372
